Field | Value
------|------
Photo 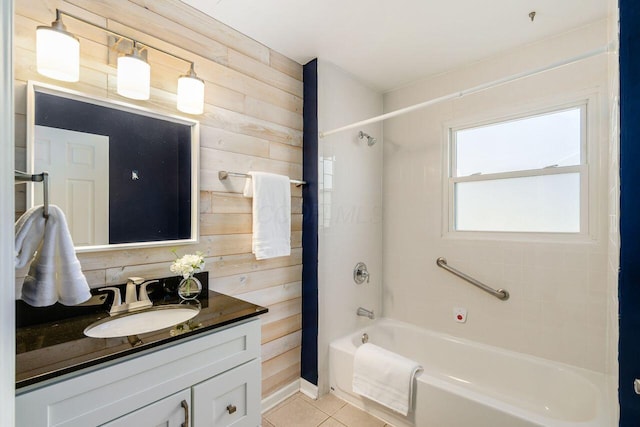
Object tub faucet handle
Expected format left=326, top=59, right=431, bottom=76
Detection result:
left=354, top=262, right=370, bottom=284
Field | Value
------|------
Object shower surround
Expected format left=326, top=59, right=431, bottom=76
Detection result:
left=315, top=59, right=383, bottom=396
left=382, top=19, right=614, bottom=374
left=315, top=17, right=617, bottom=427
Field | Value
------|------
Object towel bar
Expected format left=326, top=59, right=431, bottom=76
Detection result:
left=15, top=170, right=49, bottom=219
left=218, top=170, right=306, bottom=186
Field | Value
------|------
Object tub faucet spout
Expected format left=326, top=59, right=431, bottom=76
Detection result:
left=357, top=307, right=375, bottom=319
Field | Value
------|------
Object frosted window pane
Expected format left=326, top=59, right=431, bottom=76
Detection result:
left=456, top=108, right=581, bottom=176
left=455, top=174, right=580, bottom=232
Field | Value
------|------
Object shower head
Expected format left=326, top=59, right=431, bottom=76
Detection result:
left=358, top=131, right=377, bottom=146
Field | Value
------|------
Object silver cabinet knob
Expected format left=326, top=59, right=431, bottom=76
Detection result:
left=634, top=379, right=640, bottom=395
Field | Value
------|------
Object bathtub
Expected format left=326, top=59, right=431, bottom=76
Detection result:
left=329, top=318, right=613, bottom=427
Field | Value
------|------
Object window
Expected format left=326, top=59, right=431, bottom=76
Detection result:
left=448, top=104, right=587, bottom=235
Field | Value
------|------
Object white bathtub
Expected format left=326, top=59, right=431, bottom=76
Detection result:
left=329, top=318, right=613, bottom=427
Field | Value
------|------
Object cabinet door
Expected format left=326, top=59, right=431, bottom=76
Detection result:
left=192, top=359, right=260, bottom=427
left=101, top=389, right=190, bottom=427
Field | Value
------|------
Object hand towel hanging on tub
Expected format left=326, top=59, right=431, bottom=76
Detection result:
left=15, top=205, right=91, bottom=306
left=352, top=343, right=423, bottom=416
left=243, top=171, right=291, bottom=260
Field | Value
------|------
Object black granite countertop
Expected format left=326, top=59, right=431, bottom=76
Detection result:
left=16, top=272, right=267, bottom=389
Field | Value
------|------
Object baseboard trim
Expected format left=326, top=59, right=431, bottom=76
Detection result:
left=261, top=380, right=300, bottom=413
left=299, top=378, right=318, bottom=399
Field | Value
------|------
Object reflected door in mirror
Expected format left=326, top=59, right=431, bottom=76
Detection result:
left=34, top=126, right=109, bottom=246
left=28, top=82, right=199, bottom=252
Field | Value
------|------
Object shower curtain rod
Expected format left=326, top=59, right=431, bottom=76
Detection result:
left=319, top=44, right=613, bottom=139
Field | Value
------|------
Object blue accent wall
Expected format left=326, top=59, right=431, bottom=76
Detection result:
left=301, top=59, right=319, bottom=385
left=619, top=0, right=640, bottom=425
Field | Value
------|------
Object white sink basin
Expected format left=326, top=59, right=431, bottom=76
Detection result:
left=84, top=305, right=200, bottom=338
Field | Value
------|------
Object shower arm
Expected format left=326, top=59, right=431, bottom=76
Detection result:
left=358, top=131, right=377, bottom=146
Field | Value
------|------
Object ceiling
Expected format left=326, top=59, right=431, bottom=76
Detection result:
left=181, top=0, right=608, bottom=92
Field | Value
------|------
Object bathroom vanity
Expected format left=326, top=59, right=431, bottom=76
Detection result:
left=15, top=285, right=267, bottom=427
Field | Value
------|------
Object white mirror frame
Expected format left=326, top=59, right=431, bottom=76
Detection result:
left=26, top=81, right=200, bottom=252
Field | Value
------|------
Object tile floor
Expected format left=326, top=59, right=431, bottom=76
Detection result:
left=262, top=392, right=393, bottom=427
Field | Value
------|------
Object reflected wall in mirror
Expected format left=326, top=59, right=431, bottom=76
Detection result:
left=27, top=82, right=199, bottom=252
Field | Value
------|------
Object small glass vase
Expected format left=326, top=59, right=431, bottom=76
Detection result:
left=177, top=275, right=202, bottom=300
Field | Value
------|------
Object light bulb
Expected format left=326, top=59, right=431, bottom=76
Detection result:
left=36, top=17, right=80, bottom=82
left=117, top=46, right=150, bottom=100
left=177, top=65, right=205, bottom=115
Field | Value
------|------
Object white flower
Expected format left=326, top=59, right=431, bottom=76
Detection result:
left=170, top=251, right=205, bottom=279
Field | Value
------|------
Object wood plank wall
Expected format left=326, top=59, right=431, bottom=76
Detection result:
left=13, top=0, right=303, bottom=399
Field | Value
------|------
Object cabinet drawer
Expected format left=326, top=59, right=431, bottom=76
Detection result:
left=193, top=359, right=260, bottom=427
left=102, top=389, right=190, bottom=427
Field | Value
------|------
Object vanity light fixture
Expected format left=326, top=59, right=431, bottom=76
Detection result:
left=35, top=9, right=205, bottom=114
left=36, top=10, right=80, bottom=82
left=177, top=64, right=205, bottom=115
left=117, top=42, right=151, bottom=100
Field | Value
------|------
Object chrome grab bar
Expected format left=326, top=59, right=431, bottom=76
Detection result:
left=436, top=257, right=509, bottom=301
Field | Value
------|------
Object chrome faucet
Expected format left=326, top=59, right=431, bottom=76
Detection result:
left=100, top=277, right=159, bottom=315
left=125, top=277, right=145, bottom=303
left=357, top=307, right=375, bottom=319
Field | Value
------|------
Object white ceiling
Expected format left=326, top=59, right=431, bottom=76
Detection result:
left=181, top=0, right=608, bottom=92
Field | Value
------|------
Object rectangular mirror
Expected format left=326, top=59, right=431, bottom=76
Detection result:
left=27, top=81, right=199, bottom=252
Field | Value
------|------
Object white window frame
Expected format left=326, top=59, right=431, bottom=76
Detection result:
left=442, top=94, right=600, bottom=242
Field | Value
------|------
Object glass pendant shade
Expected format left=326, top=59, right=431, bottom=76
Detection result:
left=117, top=47, right=150, bottom=100
left=177, top=67, right=205, bottom=115
left=36, top=20, right=80, bottom=82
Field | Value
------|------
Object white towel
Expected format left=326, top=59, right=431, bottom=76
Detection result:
left=16, top=205, right=91, bottom=307
left=352, top=343, right=423, bottom=416
left=243, top=171, right=291, bottom=260
left=15, top=205, right=47, bottom=269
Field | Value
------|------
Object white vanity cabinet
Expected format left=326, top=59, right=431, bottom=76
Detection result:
left=16, top=318, right=261, bottom=427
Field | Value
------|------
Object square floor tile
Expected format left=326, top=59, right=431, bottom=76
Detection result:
left=266, top=393, right=300, bottom=415
left=332, top=404, right=386, bottom=427
left=265, top=397, right=329, bottom=427
left=319, top=418, right=347, bottom=427
left=301, top=393, right=347, bottom=416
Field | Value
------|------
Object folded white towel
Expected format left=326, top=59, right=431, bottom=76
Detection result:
left=16, top=205, right=91, bottom=307
left=352, top=343, right=423, bottom=416
left=15, top=205, right=47, bottom=269
left=243, top=171, right=291, bottom=260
